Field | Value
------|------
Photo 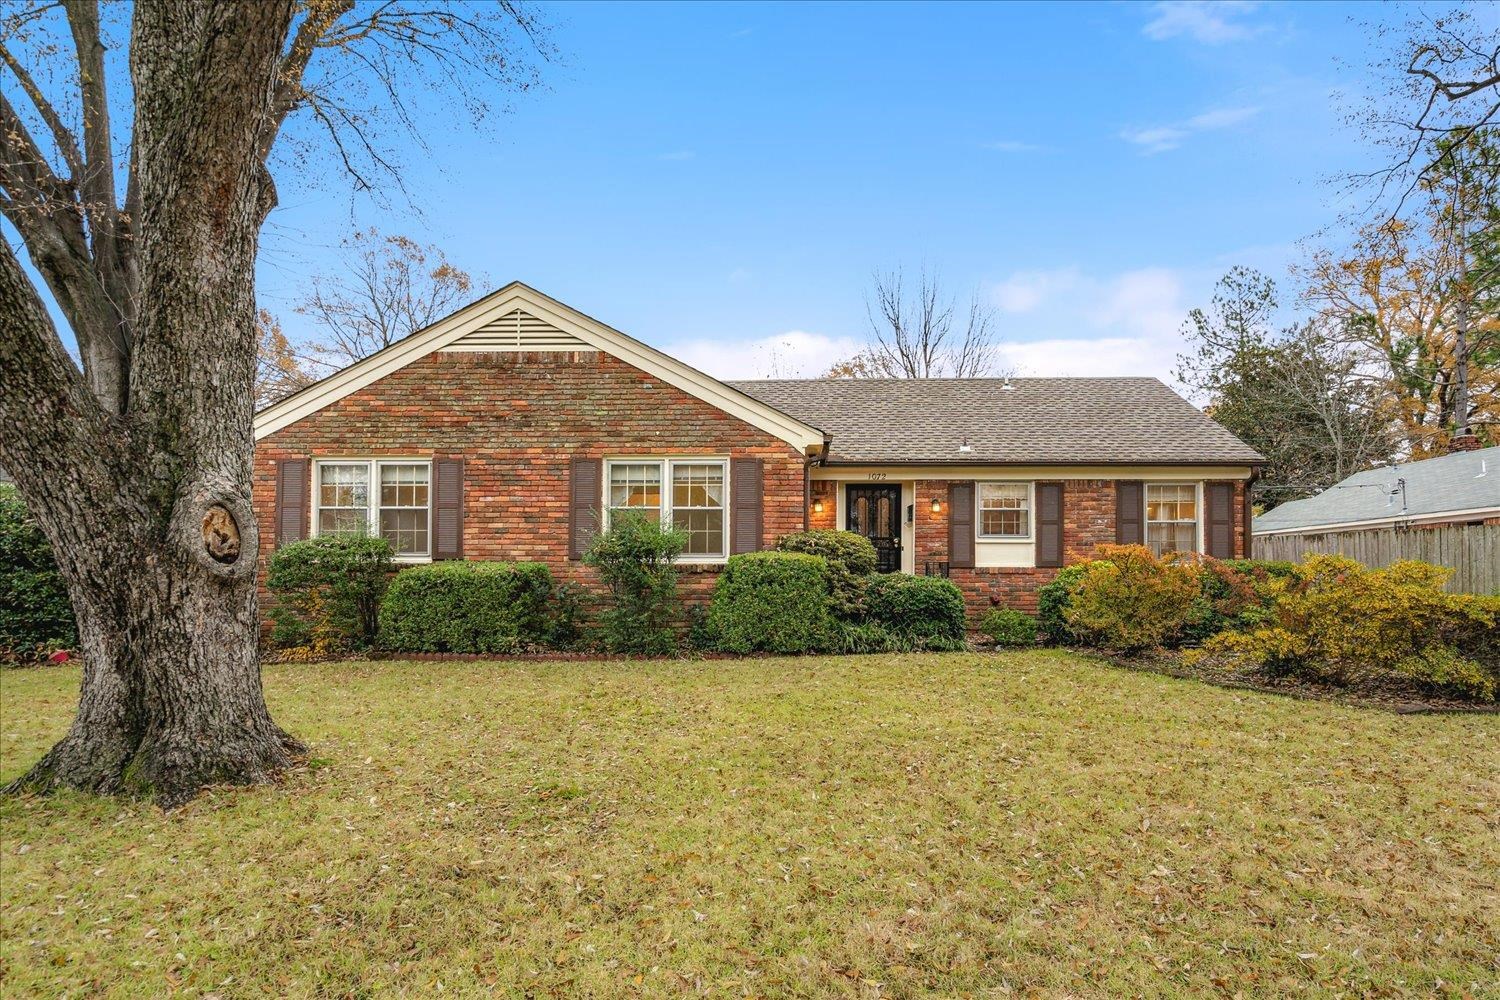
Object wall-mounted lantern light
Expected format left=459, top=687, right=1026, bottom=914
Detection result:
left=813, top=499, right=824, bottom=514
left=930, top=496, right=942, bottom=513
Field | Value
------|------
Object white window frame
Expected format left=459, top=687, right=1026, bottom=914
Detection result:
left=603, top=457, right=730, bottom=563
left=975, top=481, right=1034, bottom=541
left=311, top=458, right=433, bottom=563
left=1145, top=481, right=1202, bottom=556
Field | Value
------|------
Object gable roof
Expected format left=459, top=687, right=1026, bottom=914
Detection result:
left=1253, top=446, right=1500, bottom=535
left=253, top=283, right=826, bottom=453
left=728, top=377, right=1264, bottom=465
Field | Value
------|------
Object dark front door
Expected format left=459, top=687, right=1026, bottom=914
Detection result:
left=846, top=484, right=902, bottom=573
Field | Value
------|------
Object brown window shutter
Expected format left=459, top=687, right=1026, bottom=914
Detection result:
left=432, top=457, right=464, bottom=560
left=730, top=457, right=764, bottom=554
left=948, top=482, right=974, bottom=569
left=569, top=457, right=602, bottom=560
left=1205, top=482, right=1233, bottom=559
left=276, top=458, right=309, bottom=548
left=1035, top=481, right=1065, bottom=568
left=1115, top=480, right=1144, bottom=545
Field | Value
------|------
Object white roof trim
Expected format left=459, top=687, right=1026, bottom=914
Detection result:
left=253, top=283, right=826, bottom=453
left=1253, top=504, right=1500, bottom=536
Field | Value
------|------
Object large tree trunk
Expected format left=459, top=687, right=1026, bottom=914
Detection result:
left=0, top=1, right=302, bottom=807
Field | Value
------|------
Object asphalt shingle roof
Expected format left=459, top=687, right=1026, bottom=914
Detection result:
left=727, top=377, right=1264, bottom=465
left=1253, top=446, right=1500, bottom=534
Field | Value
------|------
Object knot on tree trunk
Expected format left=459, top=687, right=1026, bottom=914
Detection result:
left=203, top=505, right=240, bottom=563
left=172, top=477, right=258, bottom=581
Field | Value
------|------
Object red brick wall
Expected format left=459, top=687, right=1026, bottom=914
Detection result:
left=808, top=480, right=837, bottom=531
left=254, top=349, right=807, bottom=615
left=894, top=477, right=1245, bottom=618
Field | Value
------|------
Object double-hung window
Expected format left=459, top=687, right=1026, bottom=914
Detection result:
left=606, top=458, right=727, bottom=559
left=978, top=482, right=1031, bottom=539
left=315, top=460, right=431, bottom=558
left=1145, top=483, right=1197, bottom=556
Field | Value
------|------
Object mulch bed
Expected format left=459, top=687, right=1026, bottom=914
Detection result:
left=1081, top=649, right=1499, bottom=715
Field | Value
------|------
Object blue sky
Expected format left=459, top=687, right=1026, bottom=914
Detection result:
left=150, top=4, right=1442, bottom=384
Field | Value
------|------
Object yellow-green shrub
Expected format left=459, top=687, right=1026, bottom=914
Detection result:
left=1199, top=556, right=1498, bottom=701
left=1062, top=545, right=1201, bottom=653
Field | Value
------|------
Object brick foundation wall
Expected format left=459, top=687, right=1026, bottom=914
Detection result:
left=254, top=349, right=808, bottom=621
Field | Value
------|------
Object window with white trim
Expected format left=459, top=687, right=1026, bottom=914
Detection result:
left=977, top=482, right=1031, bottom=539
left=314, top=460, right=431, bottom=557
left=1146, top=483, right=1197, bottom=556
left=605, top=459, right=727, bottom=558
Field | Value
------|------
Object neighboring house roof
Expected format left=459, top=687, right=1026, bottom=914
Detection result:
left=728, top=377, right=1264, bottom=465
left=1253, top=446, right=1500, bottom=535
left=253, top=282, right=826, bottom=454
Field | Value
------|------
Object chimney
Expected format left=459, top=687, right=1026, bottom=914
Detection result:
left=1449, top=433, right=1482, bottom=454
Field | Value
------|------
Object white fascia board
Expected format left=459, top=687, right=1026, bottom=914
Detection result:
left=253, top=283, right=826, bottom=454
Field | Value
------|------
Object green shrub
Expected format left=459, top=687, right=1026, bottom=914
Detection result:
left=0, top=485, right=75, bottom=660
left=864, top=574, right=967, bottom=651
left=980, top=608, right=1039, bottom=647
left=775, top=530, right=877, bottom=616
left=1222, top=558, right=1299, bottom=580
left=1180, top=557, right=1281, bottom=645
left=829, top=620, right=916, bottom=654
left=1395, top=645, right=1496, bottom=702
left=1063, top=544, right=1200, bottom=654
left=266, top=534, right=392, bottom=651
left=545, top=581, right=590, bottom=651
left=584, top=512, right=685, bottom=655
left=1199, top=556, right=1499, bottom=701
left=708, top=551, right=832, bottom=654
left=1036, top=564, right=1090, bottom=645
left=378, top=561, right=552, bottom=654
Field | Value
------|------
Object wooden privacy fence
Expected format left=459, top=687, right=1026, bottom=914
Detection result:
left=1254, top=523, right=1500, bottom=594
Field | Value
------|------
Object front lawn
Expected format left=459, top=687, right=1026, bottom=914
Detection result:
left=2, top=653, right=1496, bottom=997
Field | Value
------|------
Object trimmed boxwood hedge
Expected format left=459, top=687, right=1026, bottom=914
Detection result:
left=379, top=561, right=553, bottom=654
left=863, top=574, right=967, bottom=650
left=774, top=530, right=877, bottom=616
left=981, top=608, right=1039, bottom=647
left=708, top=551, right=832, bottom=654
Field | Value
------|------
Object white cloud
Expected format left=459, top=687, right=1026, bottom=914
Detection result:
left=1142, top=1, right=1262, bottom=44
left=1186, top=106, right=1261, bottom=129
left=995, top=336, right=1183, bottom=381
left=991, top=268, right=1082, bottom=314
left=1119, top=126, right=1189, bottom=154
left=665, top=329, right=864, bottom=380
left=662, top=266, right=1200, bottom=386
left=1121, top=105, right=1260, bottom=153
left=984, top=266, right=1193, bottom=383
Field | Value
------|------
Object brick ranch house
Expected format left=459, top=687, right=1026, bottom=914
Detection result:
left=253, top=283, right=1264, bottom=621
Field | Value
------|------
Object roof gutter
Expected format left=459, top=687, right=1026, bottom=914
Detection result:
left=815, top=458, right=1266, bottom=468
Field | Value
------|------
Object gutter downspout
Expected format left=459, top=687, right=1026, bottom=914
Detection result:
left=802, top=436, right=832, bottom=533
left=1243, top=468, right=1259, bottom=559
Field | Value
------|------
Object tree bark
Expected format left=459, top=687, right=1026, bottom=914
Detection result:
left=0, top=0, right=302, bottom=808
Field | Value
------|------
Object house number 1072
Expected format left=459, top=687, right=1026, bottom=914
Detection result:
left=866, top=473, right=888, bottom=480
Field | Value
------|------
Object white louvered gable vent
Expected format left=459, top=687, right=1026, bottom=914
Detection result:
left=441, top=308, right=589, bottom=352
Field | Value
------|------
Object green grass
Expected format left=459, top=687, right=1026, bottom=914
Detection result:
left=2, top=653, right=1496, bottom=998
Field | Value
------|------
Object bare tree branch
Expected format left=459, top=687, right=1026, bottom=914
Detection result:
left=832, top=267, right=1001, bottom=378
